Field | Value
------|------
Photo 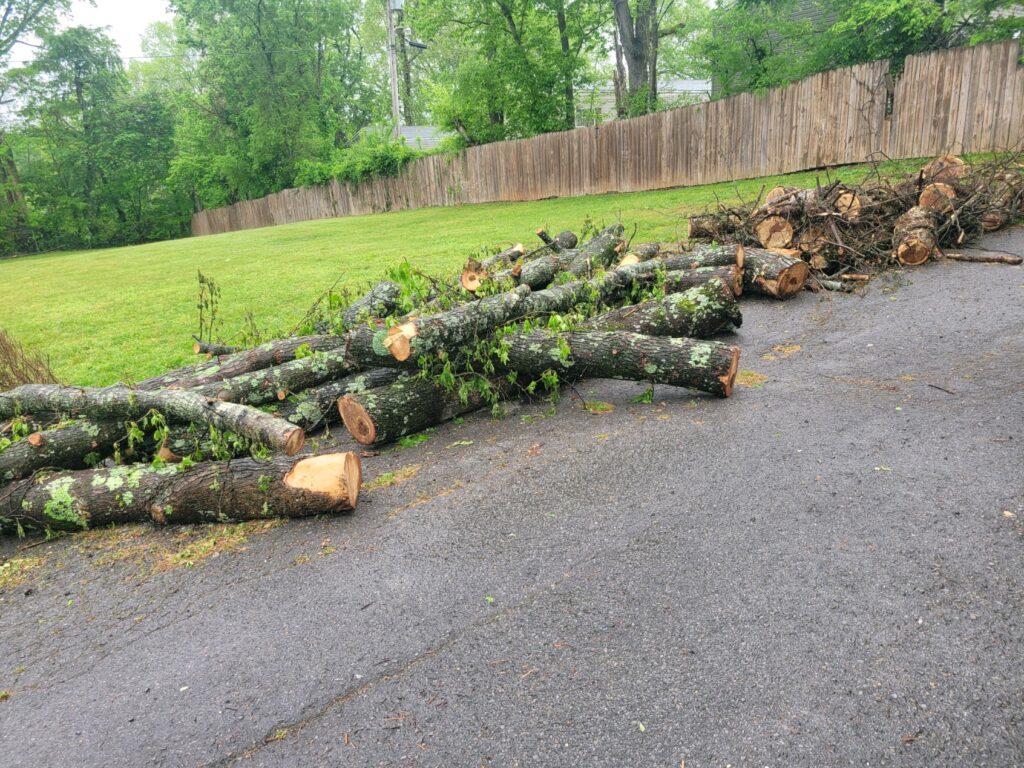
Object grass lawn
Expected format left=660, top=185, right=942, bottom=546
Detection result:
left=0, top=159, right=919, bottom=386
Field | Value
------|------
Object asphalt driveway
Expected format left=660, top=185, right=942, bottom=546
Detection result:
left=1, top=229, right=1022, bottom=767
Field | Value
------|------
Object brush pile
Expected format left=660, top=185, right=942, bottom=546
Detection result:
left=1, top=155, right=1019, bottom=534
left=687, top=155, right=1024, bottom=274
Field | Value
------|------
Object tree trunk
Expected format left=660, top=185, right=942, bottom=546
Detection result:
left=516, top=225, right=623, bottom=289
left=583, top=279, right=741, bottom=338
left=0, top=452, right=361, bottom=533
left=504, top=331, right=739, bottom=397
left=893, top=206, right=938, bottom=266
left=339, top=376, right=487, bottom=446
left=664, top=266, right=744, bottom=297
left=342, top=281, right=402, bottom=326
left=683, top=244, right=746, bottom=270
left=159, top=335, right=343, bottom=391
left=612, top=0, right=658, bottom=115
left=0, top=385, right=305, bottom=456
left=743, top=249, right=809, bottom=299
left=0, top=419, right=128, bottom=485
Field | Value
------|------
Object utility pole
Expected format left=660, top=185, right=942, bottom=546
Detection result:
left=385, top=0, right=402, bottom=138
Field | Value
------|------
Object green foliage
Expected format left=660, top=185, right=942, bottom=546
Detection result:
left=294, top=130, right=420, bottom=188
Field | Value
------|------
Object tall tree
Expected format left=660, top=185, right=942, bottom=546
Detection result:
left=610, top=0, right=685, bottom=116
left=0, top=0, right=72, bottom=253
left=168, top=0, right=383, bottom=207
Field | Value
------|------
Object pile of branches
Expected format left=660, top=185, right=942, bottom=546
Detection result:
left=0, top=223, right=820, bottom=534
left=687, top=155, right=1024, bottom=275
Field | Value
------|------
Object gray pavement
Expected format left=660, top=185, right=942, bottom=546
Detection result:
left=1, top=229, right=1022, bottom=767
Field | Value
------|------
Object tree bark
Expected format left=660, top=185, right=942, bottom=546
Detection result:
left=893, top=206, right=938, bottom=266
left=339, top=376, right=487, bottom=446
left=663, top=266, right=744, bottom=297
left=0, top=419, right=128, bottom=485
left=583, top=279, right=741, bottom=338
left=0, top=452, right=361, bottom=533
left=688, top=212, right=743, bottom=241
left=742, top=249, right=809, bottom=299
left=503, top=330, right=740, bottom=398
left=517, top=224, right=623, bottom=289
left=918, top=182, right=956, bottom=213
left=616, top=242, right=660, bottom=266
left=159, top=335, right=344, bottom=391
left=0, top=385, right=305, bottom=456
left=342, top=281, right=402, bottom=326
left=192, top=336, right=239, bottom=356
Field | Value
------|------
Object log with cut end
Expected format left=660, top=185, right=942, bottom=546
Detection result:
left=463, top=245, right=525, bottom=290
left=664, top=266, right=744, bottom=297
left=0, top=385, right=305, bottom=456
left=893, top=206, right=938, bottom=266
left=688, top=212, right=743, bottom=240
left=339, top=376, right=488, bottom=446
left=753, top=215, right=796, bottom=249
left=583, top=279, right=741, bottom=338
left=833, top=190, right=863, bottom=220
left=922, top=155, right=966, bottom=184
left=502, top=331, right=740, bottom=398
left=0, top=419, right=127, bottom=485
left=0, top=452, right=361, bottom=533
left=617, top=242, right=660, bottom=266
left=192, top=337, right=239, bottom=356
left=918, top=182, right=957, bottom=213
left=342, top=281, right=402, bottom=326
left=743, top=249, right=810, bottom=299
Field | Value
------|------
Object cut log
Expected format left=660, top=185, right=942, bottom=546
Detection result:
left=688, top=212, right=743, bottom=240
left=166, top=335, right=343, bottom=391
left=339, top=376, right=487, bottom=446
left=502, top=331, right=740, bottom=398
left=684, top=244, right=745, bottom=270
left=922, top=155, right=967, bottom=184
left=519, top=225, right=624, bottom=288
left=893, top=206, right=938, bottom=266
left=482, top=243, right=526, bottom=271
left=979, top=209, right=1010, bottom=232
left=192, top=337, right=239, bottom=356
left=743, top=249, right=810, bottom=299
left=0, top=385, right=305, bottom=456
left=0, top=452, right=361, bottom=533
left=536, top=230, right=578, bottom=252
left=663, top=266, right=744, bottom=297
left=274, top=369, right=405, bottom=431
left=616, top=242, right=660, bottom=267
left=463, top=245, right=526, bottom=290
left=342, top=281, right=402, bottom=326
left=795, top=223, right=837, bottom=270
left=834, top=190, right=862, bottom=220
left=754, top=215, right=795, bottom=249
left=583, top=279, right=741, bottom=338
left=0, top=419, right=127, bottom=485
left=918, top=182, right=957, bottom=213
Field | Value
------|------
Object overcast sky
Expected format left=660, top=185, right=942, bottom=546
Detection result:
left=68, top=0, right=172, bottom=61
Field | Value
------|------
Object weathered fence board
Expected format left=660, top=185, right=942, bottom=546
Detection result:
left=192, top=41, right=1024, bottom=237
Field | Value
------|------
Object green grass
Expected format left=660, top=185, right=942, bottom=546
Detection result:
left=1, top=159, right=919, bottom=385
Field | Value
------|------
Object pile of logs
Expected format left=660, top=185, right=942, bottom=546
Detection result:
left=1, top=155, right=1018, bottom=534
left=687, top=155, right=1024, bottom=273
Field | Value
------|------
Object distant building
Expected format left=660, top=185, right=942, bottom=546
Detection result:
left=398, top=125, right=451, bottom=150
left=577, top=77, right=712, bottom=125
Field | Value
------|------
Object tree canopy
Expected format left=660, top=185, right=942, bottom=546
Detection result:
left=0, top=0, right=1020, bottom=255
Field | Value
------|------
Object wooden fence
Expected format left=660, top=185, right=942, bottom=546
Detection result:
left=192, top=40, right=1024, bottom=236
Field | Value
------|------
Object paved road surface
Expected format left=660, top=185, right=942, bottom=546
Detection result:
left=2, top=229, right=1022, bottom=767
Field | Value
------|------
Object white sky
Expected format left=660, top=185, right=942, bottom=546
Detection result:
left=67, top=0, right=172, bottom=61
